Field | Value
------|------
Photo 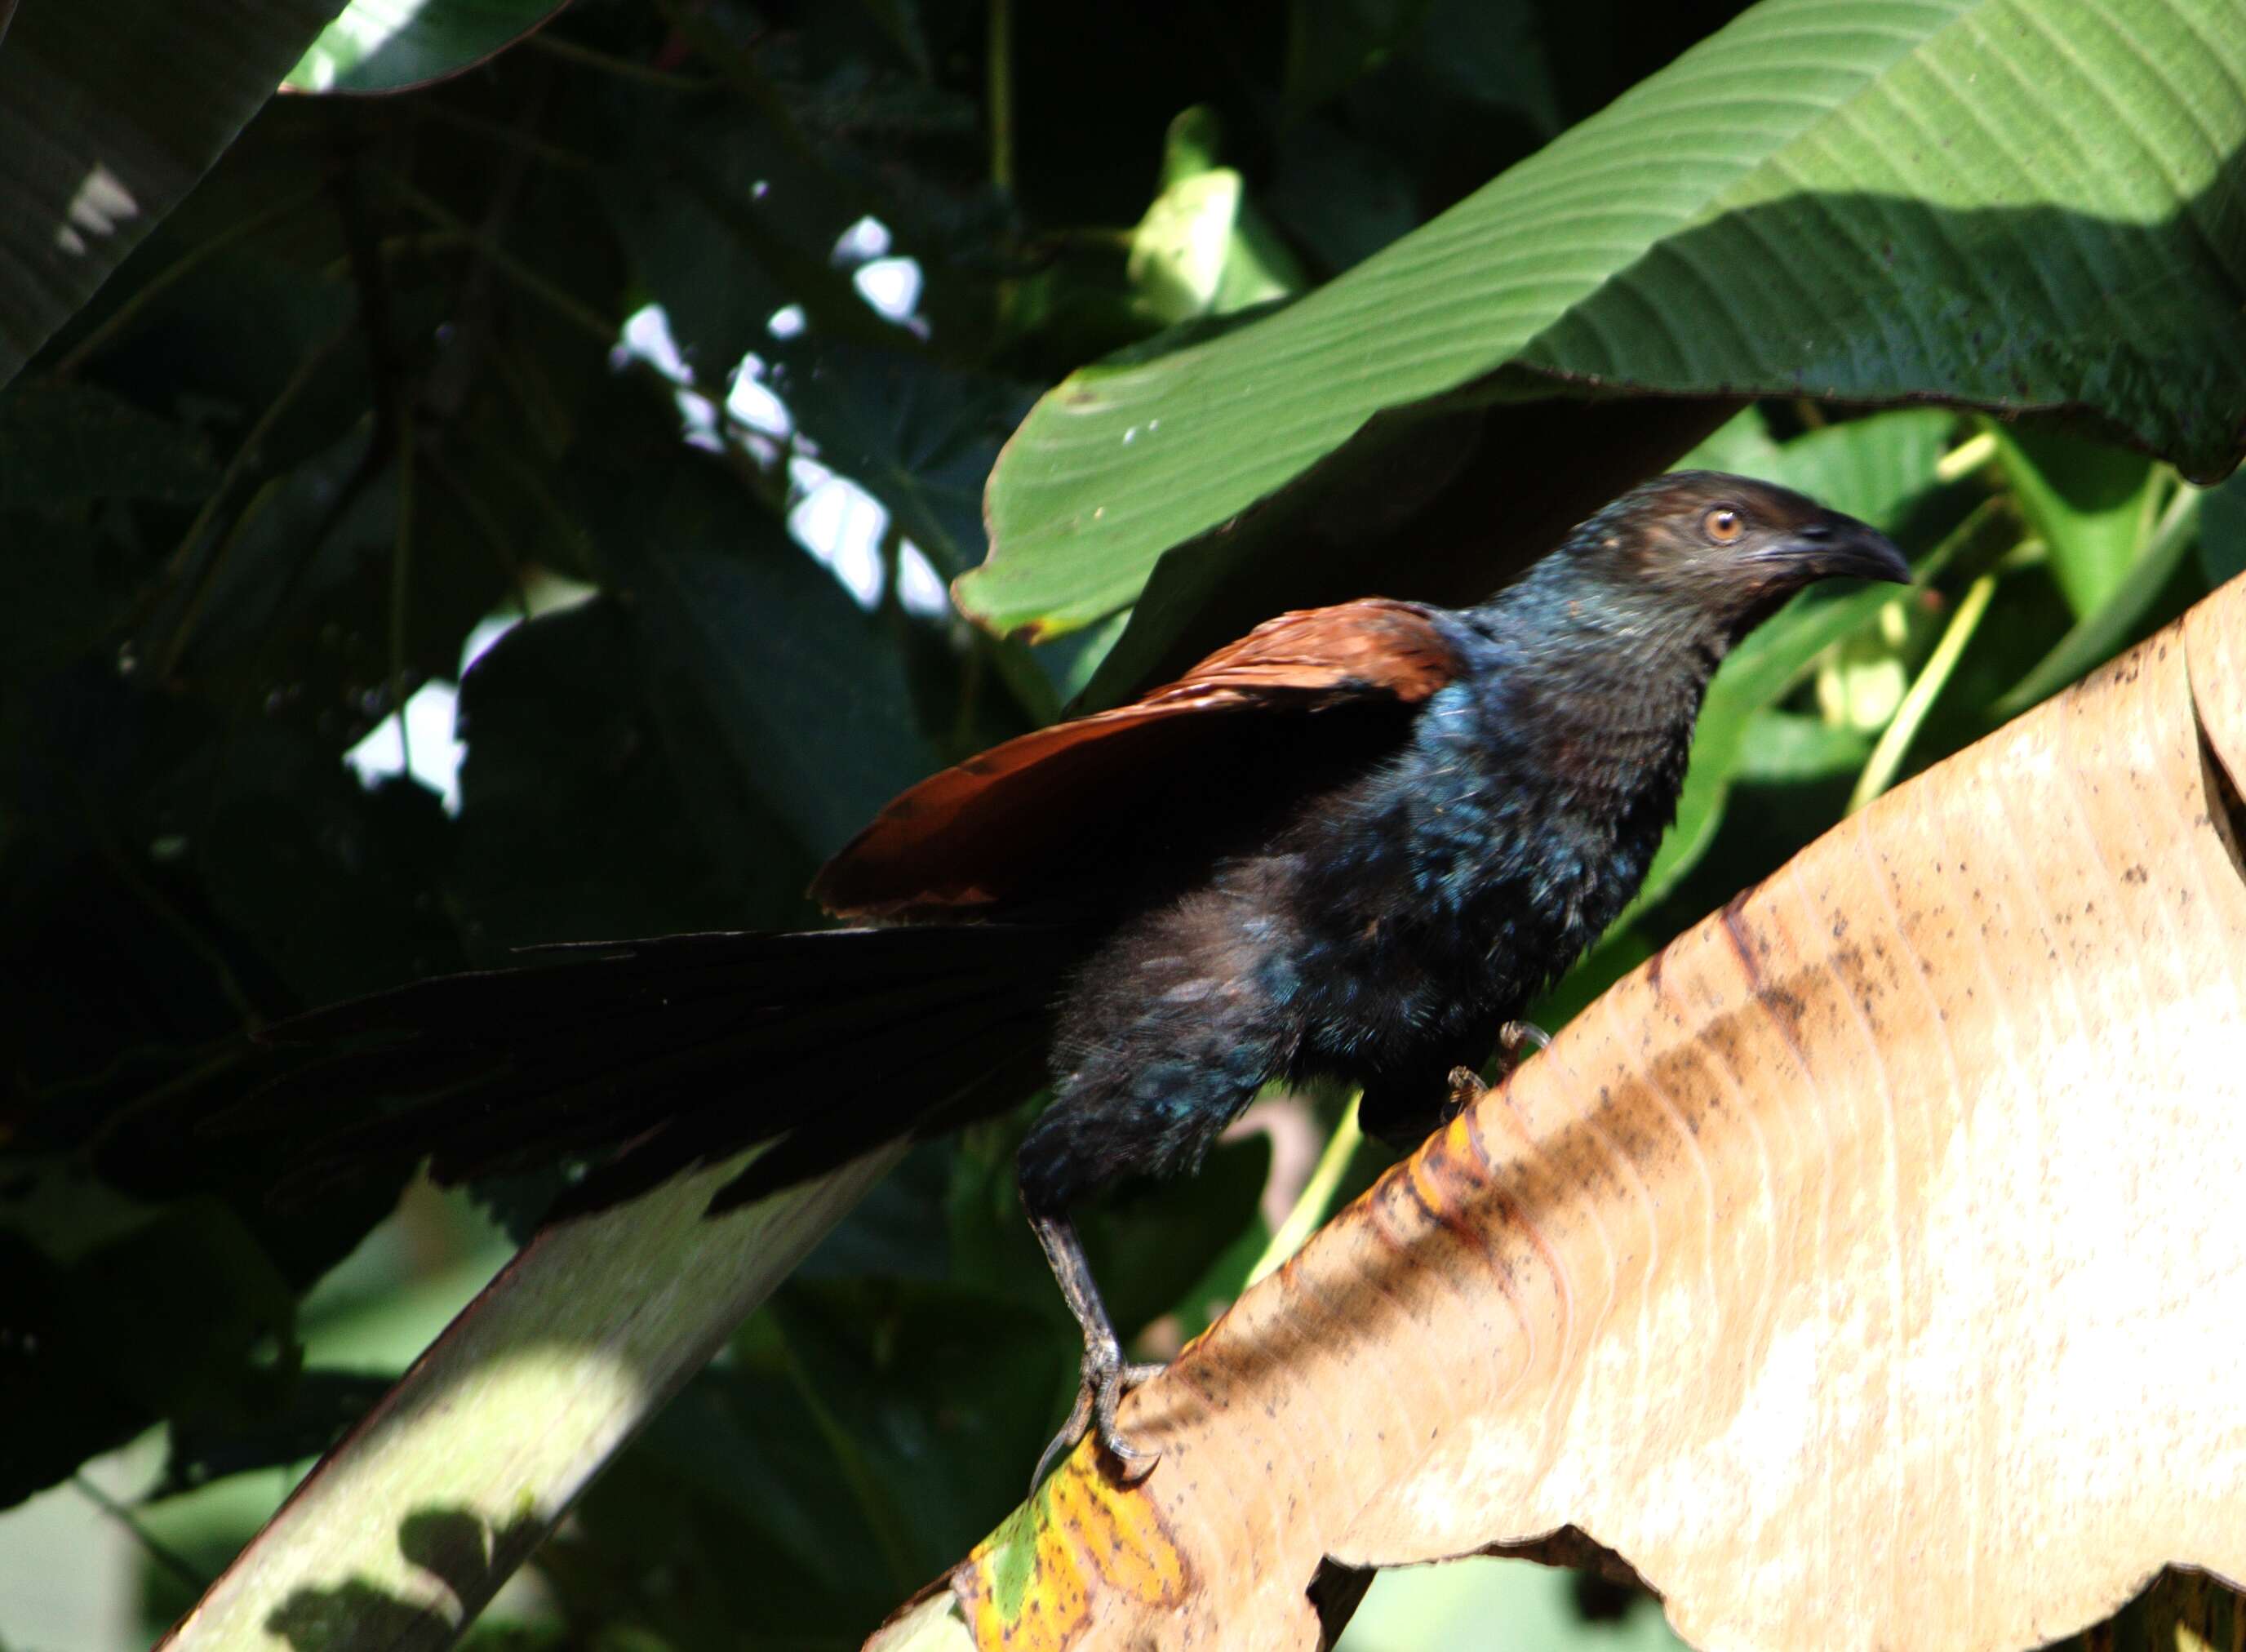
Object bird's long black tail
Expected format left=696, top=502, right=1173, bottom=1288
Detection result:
left=221, top=924, right=1080, bottom=1219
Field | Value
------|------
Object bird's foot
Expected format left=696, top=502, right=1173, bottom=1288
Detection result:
left=1500, top=1019, right=1552, bottom=1058
left=1441, top=1023, right=1548, bottom=1122
left=1032, top=1336, right=1166, bottom=1491
left=1445, top=1064, right=1488, bottom=1116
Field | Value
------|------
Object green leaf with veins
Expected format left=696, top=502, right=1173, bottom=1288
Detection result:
left=965, top=0, right=2246, bottom=642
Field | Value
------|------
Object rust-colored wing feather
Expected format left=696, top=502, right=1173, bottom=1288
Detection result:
left=811, top=598, right=1462, bottom=921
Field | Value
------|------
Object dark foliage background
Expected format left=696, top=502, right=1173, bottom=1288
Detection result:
left=0, top=0, right=2238, bottom=1645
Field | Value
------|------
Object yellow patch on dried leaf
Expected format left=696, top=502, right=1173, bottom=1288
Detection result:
left=960, top=1444, right=1191, bottom=1644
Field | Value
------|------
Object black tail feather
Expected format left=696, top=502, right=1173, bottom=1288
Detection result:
left=228, top=925, right=1079, bottom=1218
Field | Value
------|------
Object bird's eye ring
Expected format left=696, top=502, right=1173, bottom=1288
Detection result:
left=1704, top=506, right=1744, bottom=544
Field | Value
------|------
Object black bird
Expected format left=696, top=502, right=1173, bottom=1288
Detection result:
left=257, top=471, right=1908, bottom=1482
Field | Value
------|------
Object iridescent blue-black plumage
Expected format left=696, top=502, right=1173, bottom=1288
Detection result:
left=1002, top=469, right=1904, bottom=1478
left=1021, top=470, right=1908, bottom=1218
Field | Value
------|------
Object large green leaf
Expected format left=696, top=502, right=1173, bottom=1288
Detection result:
left=283, top=0, right=565, bottom=94
left=0, top=0, right=345, bottom=387
left=1991, top=424, right=2161, bottom=618
left=963, top=0, right=2246, bottom=642
left=158, top=1148, right=907, bottom=1652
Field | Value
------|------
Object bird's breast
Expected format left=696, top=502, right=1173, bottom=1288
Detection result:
left=1391, top=688, right=1694, bottom=983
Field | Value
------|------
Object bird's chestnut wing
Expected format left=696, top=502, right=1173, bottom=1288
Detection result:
left=811, top=599, right=1462, bottom=921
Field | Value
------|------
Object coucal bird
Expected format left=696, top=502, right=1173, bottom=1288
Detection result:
left=255, top=470, right=1909, bottom=1482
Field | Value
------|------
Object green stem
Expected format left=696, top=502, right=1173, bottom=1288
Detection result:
left=383, top=175, right=615, bottom=346
left=775, top=1328, right=921, bottom=1593
left=526, top=28, right=717, bottom=89
left=1934, top=429, right=2000, bottom=484
left=1847, top=572, right=1998, bottom=813
left=1995, top=482, right=2205, bottom=717
left=390, top=412, right=416, bottom=776
left=420, top=444, right=532, bottom=616
left=484, top=335, right=571, bottom=459
left=153, top=328, right=350, bottom=668
left=74, top=1474, right=210, bottom=1596
left=469, top=431, right=602, bottom=574
left=320, top=228, right=468, bottom=280
left=69, top=773, right=258, bottom=1026
left=158, top=474, right=281, bottom=681
left=1247, top=1095, right=1363, bottom=1286
left=412, top=104, right=597, bottom=171
left=988, top=0, right=1015, bottom=193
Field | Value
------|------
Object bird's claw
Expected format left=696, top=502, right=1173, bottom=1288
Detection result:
left=1031, top=1338, right=1165, bottom=1491
left=1442, top=1023, right=1549, bottom=1121
left=1500, top=1019, right=1552, bottom=1057
left=1445, top=1064, right=1487, bottom=1115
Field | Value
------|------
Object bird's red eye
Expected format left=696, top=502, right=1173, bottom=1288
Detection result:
left=1704, top=507, right=1744, bottom=544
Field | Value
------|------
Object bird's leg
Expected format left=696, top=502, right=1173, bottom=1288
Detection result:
left=1028, top=1210, right=1165, bottom=1489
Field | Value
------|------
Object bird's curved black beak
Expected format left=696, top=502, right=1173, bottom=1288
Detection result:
left=1770, top=512, right=1912, bottom=586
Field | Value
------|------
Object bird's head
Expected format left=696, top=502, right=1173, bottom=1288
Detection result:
left=1541, top=469, right=1911, bottom=653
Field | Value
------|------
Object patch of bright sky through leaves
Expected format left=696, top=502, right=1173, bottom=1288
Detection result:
left=347, top=216, right=943, bottom=811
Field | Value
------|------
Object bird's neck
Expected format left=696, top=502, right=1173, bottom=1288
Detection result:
left=1464, top=570, right=1733, bottom=765
left=1355, top=580, right=1726, bottom=996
